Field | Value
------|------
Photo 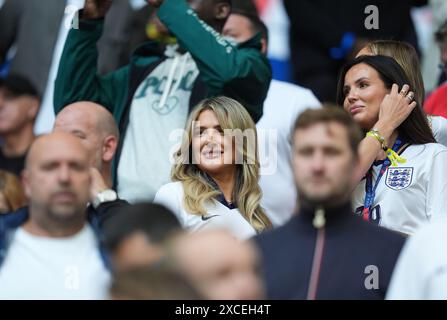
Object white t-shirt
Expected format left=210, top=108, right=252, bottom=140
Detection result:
left=154, top=182, right=256, bottom=240
left=387, top=219, right=447, bottom=299
left=0, top=224, right=111, bottom=300
left=352, top=143, right=447, bottom=235
left=430, top=115, right=447, bottom=147
left=257, top=79, right=320, bottom=226
left=118, top=49, right=199, bottom=203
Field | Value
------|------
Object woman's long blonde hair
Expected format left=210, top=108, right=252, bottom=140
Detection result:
left=171, top=96, right=271, bottom=232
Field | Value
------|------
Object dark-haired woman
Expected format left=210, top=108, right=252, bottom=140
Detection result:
left=337, top=55, right=447, bottom=235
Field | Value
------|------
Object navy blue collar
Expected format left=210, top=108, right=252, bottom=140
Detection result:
left=203, top=173, right=237, bottom=210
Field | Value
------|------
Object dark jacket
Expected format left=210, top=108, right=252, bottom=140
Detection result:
left=255, top=202, right=406, bottom=299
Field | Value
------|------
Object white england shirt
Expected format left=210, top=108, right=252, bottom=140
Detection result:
left=154, top=182, right=256, bottom=240
left=387, top=219, right=447, bottom=299
left=351, top=143, right=447, bottom=235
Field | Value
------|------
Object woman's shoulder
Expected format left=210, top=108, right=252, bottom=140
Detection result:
left=156, top=181, right=183, bottom=193
left=153, top=182, right=186, bottom=225
left=406, top=142, right=447, bottom=155
left=154, top=181, right=184, bottom=202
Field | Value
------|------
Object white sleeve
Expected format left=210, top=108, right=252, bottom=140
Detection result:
left=153, top=184, right=186, bottom=227
left=425, top=149, right=447, bottom=222
left=386, top=233, right=427, bottom=299
left=431, top=116, right=447, bottom=148
left=387, top=223, right=447, bottom=300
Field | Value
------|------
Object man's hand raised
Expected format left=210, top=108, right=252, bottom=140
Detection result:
left=82, top=0, right=113, bottom=20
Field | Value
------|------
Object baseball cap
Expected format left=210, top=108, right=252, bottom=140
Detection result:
left=0, top=74, right=40, bottom=100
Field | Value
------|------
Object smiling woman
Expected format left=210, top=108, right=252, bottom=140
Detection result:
left=154, top=96, right=271, bottom=239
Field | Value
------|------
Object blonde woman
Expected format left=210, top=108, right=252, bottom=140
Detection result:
left=154, top=97, right=271, bottom=239
left=356, top=39, right=447, bottom=147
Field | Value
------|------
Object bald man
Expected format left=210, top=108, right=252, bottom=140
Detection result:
left=54, top=101, right=119, bottom=187
left=0, top=133, right=111, bottom=299
left=53, top=101, right=124, bottom=211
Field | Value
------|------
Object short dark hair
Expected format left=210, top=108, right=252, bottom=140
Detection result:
left=336, top=55, right=436, bottom=145
left=248, top=14, right=268, bottom=42
left=0, top=74, right=40, bottom=100
left=103, top=203, right=181, bottom=251
left=110, top=264, right=203, bottom=300
left=292, top=105, right=364, bottom=156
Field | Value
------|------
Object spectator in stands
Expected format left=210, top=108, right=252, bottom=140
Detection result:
left=54, top=101, right=119, bottom=190
left=103, top=202, right=181, bottom=272
left=255, top=107, right=405, bottom=299
left=111, top=263, right=203, bottom=300
left=356, top=39, right=447, bottom=147
left=337, top=55, right=447, bottom=235
left=53, top=101, right=128, bottom=227
left=155, top=97, right=271, bottom=239
left=0, top=0, right=134, bottom=134
left=0, top=74, right=39, bottom=177
left=54, top=0, right=271, bottom=203
left=166, top=229, right=265, bottom=300
left=387, top=218, right=447, bottom=300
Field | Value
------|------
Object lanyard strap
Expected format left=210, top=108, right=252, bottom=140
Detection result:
left=362, top=137, right=405, bottom=221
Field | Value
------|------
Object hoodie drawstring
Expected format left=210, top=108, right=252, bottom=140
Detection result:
left=158, top=46, right=191, bottom=110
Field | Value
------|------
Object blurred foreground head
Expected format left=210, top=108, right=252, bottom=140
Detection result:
left=166, top=229, right=265, bottom=300
left=110, top=264, right=203, bottom=300
left=103, top=202, right=181, bottom=272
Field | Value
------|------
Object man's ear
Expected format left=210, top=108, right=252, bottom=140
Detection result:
left=21, top=169, right=32, bottom=199
left=26, top=97, right=40, bottom=121
left=102, top=135, right=118, bottom=163
left=215, top=2, right=230, bottom=20
left=260, top=38, right=268, bottom=55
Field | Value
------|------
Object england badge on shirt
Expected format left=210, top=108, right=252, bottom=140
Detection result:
left=385, top=167, right=413, bottom=190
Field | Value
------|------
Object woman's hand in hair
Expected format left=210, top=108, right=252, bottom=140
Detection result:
left=351, top=84, right=417, bottom=187
left=375, top=84, right=417, bottom=141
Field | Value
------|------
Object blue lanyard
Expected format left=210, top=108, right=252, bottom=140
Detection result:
left=362, top=137, right=404, bottom=221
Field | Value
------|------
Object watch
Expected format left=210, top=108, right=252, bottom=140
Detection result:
left=92, top=189, right=118, bottom=209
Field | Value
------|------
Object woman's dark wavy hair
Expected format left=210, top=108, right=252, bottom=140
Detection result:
left=336, top=55, right=435, bottom=145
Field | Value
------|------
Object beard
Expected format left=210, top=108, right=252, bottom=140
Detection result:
left=43, top=189, right=88, bottom=226
left=47, top=202, right=84, bottom=222
left=299, top=179, right=351, bottom=207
